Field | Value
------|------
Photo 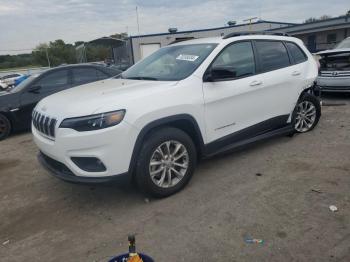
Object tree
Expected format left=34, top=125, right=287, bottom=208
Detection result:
left=74, top=41, right=85, bottom=47
left=32, top=43, right=50, bottom=67
left=304, top=15, right=332, bottom=23
left=110, top=32, right=128, bottom=39
left=86, top=45, right=110, bottom=62
left=32, top=40, right=76, bottom=67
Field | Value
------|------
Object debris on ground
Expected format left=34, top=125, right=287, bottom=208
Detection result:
left=329, top=205, right=338, bottom=212
left=255, top=173, right=262, bottom=177
left=144, top=198, right=150, bottom=204
left=2, top=240, right=10, bottom=246
left=244, top=238, right=264, bottom=244
left=311, top=188, right=322, bottom=193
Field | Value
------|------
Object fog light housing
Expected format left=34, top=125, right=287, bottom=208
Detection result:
left=71, top=157, right=106, bottom=172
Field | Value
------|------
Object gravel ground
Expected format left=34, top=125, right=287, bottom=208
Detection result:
left=0, top=94, right=349, bottom=262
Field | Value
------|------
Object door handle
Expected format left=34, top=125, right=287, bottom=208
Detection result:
left=292, top=71, right=301, bottom=76
left=249, top=80, right=263, bottom=86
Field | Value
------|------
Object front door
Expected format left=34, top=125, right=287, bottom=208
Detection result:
left=203, top=41, right=266, bottom=144
left=18, top=69, right=71, bottom=127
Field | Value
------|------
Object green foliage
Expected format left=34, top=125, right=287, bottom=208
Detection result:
left=86, top=45, right=111, bottom=62
left=32, top=39, right=76, bottom=67
left=0, top=53, right=38, bottom=69
left=304, top=15, right=332, bottom=23
left=0, top=32, right=129, bottom=69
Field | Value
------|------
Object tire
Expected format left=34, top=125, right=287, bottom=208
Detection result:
left=135, top=127, right=197, bottom=198
left=292, top=93, right=321, bottom=133
left=0, top=114, right=11, bottom=141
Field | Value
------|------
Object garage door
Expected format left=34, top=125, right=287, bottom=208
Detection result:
left=140, top=43, right=161, bottom=59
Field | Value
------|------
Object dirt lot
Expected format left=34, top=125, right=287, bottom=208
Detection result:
left=1, top=94, right=350, bottom=262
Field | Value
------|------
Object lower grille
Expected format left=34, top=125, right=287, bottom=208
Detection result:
left=32, top=110, right=57, bottom=139
left=40, top=152, right=74, bottom=176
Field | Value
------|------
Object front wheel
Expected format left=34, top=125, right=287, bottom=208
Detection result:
left=292, top=93, right=321, bottom=133
left=135, top=127, right=197, bottom=198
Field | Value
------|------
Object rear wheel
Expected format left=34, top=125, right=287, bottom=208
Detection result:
left=0, top=114, right=11, bottom=141
left=292, top=93, right=321, bottom=133
left=135, top=127, right=197, bottom=198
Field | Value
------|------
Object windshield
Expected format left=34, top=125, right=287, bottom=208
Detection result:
left=334, top=38, right=350, bottom=49
left=122, top=43, right=218, bottom=81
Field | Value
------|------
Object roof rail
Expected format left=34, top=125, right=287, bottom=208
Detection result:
left=222, top=31, right=290, bottom=39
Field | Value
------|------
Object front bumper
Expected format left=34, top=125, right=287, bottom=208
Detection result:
left=33, top=120, right=139, bottom=180
left=38, top=152, right=130, bottom=184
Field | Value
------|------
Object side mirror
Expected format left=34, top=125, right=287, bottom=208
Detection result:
left=28, top=85, right=41, bottom=93
left=204, top=66, right=236, bottom=82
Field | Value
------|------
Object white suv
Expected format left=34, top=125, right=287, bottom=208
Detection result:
left=32, top=33, right=320, bottom=197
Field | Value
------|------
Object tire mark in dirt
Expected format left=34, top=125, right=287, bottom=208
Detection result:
left=0, top=159, right=20, bottom=171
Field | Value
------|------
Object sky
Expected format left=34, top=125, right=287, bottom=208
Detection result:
left=0, top=0, right=349, bottom=55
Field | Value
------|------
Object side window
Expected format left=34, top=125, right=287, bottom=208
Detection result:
left=211, top=41, right=256, bottom=79
left=285, top=42, right=308, bottom=64
left=255, top=41, right=291, bottom=72
left=72, top=67, right=100, bottom=84
left=36, top=70, right=69, bottom=90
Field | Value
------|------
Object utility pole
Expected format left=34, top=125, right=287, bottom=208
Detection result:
left=136, top=6, right=140, bottom=36
left=45, top=48, right=51, bottom=68
left=243, top=17, right=258, bottom=31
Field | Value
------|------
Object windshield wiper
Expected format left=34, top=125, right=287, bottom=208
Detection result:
left=125, top=76, right=159, bottom=81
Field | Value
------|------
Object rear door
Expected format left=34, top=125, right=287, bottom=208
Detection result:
left=252, top=40, right=299, bottom=120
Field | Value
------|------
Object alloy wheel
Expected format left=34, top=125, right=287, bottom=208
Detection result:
left=149, top=140, right=189, bottom=188
left=295, top=101, right=317, bottom=132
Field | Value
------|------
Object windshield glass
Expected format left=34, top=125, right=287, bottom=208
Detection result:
left=122, top=43, right=218, bottom=81
left=334, top=38, right=350, bottom=49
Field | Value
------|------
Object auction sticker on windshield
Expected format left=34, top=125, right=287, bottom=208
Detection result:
left=176, top=54, right=199, bottom=62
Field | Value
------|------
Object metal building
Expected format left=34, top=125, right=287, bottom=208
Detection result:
left=76, top=15, right=350, bottom=68
left=271, top=15, right=350, bottom=52
left=129, top=20, right=295, bottom=63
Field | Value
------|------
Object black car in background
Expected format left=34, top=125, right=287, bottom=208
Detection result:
left=0, top=64, right=121, bottom=140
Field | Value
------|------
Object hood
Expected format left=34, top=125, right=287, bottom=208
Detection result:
left=36, top=78, right=178, bottom=117
left=316, top=48, right=350, bottom=56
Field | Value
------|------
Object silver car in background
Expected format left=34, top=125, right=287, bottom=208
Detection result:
left=317, top=37, right=350, bottom=92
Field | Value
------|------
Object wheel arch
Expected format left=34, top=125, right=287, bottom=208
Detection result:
left=0, top=111, right=13, bottom=129
left=128, top=114, right=205, bottom=176
left=289, top=82, right=319, bottom=121
left=299, top=81, right=318, bottom=99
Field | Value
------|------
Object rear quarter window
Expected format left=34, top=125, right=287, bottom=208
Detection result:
left=285, top=42, right=308, bottom=64
left=255, top=40, right=291, bottom=72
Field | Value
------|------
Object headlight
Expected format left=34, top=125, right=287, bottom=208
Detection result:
left=59, top=110, right=125, bottom=131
